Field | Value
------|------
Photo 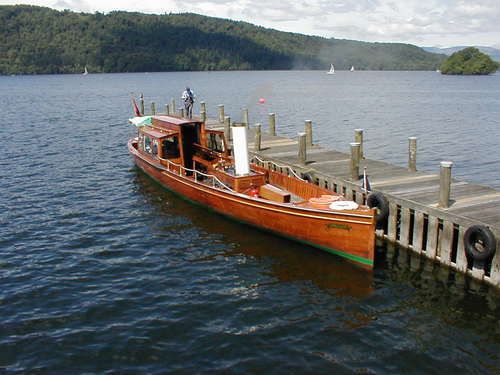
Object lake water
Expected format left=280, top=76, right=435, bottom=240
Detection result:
left=0, top=71, right=499, bottom=374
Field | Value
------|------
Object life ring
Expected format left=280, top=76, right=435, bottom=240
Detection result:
left=302, top=172, right=314, bottom=183
left=464, top=225, right=496, bottom=262
left=367, top=192, right=389, bottom=223
left=329, top=201, right=359, bottom=210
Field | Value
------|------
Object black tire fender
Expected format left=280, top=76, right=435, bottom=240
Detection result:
left=302, top=172, right=314, bottom=183
left=367, top=192, right=389, bottom=223
left=464, top=225, right=496, bottom=262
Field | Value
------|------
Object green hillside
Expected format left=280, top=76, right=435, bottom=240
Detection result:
left=0, top=5, right=445, bottom=74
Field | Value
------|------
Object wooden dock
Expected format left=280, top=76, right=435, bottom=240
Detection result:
left=150, top=99, right=500, bottom=288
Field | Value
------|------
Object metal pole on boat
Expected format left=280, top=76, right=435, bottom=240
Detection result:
left=408, top=137, right=417, bottom=172
left=224, top=116, right=231, bottom=141
left=439, top=161, right=453, bottom=208
left=170, top=98, right=176, bottom=115
left=268, top=113, right=276, bottom=136
left=151, top=102, right=156, bottom=115
left=354, top=129, right=364, bottom=159
left=140, top=94, right=145, bottom=115
left=200, top=101, right=206, bottom=116
left=298, top=132, right=307, bottom=165
left=305, top=120, right=313, bottom=147
left=242, top=108, right=249, bottom=128
left=218, top=105, right=225, bottom=123
left=254, top=123, right=262, bottom=151
left=350, top=142, right=361, bottom=180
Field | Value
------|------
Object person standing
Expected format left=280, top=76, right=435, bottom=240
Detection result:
left=181, top=87, right=195, bottom=118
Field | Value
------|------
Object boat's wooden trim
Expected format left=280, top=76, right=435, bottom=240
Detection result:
left=128, top=139, right=376, bottom=267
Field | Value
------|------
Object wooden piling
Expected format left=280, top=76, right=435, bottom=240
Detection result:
left=224, top=116, right=231, bottom=141
left=200, top=111, right=206, bottom=122
left=151, top=102, right=156, bottom=115
left=269, top=113, right=276, bottom=136
left=140, top=94, right=144, bottom=115
left=350, top=142, right=360, bottom=180
left=242, top=108, right=249, bottom=128
left=200, top=101, right=206, bottom=116
left=305, top=120, right=313, bottom=147
left=218, top=104, right=225, bottom=123
left=439, top=161, right=453, bottom=208
left=180, top=108, right=185, bottom=118
left=165, top=104, right=170, bottom=115
left=170, top=98, right=176, bottom=115
left=354, top=129, right=364, bottom=159
left=408, top=137, right=417, bottom=172
left=298, top=132, right=307, bottom=165
left=254, top=123, right=262, bottom=151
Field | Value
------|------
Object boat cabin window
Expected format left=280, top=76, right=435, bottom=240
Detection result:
left=162, top=136, right=180, bottom=159
left=207, top=132, right=225, bottom=153
left=140, top=134, right=158, bottom=157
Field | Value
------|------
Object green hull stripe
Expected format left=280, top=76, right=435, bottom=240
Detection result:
left=138, top=167, right=373, bottom=267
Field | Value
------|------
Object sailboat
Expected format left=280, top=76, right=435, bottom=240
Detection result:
left=327, top=64, right=335, bottom=75
left=350, top=66, right=355, bottom=72
left=83, top=66, right=88, bottom=75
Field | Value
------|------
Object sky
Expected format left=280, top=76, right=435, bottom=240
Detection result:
left=2, top=0, right=500, bottom=48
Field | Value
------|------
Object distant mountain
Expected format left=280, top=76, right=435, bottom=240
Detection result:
left=423, top=46, right=500, bottom=62
left=0, top=5, right=445, bottom=75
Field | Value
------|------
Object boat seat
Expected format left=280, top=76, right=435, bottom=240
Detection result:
left=259, top=184, right=291, bottom=203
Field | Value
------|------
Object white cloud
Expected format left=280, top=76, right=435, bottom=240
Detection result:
left=0, top=0, right=499, bottom=46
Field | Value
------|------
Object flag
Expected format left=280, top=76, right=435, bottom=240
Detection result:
left=361, top=167, right=371, bottom=192
left=131, top=97, right=142, bottom=117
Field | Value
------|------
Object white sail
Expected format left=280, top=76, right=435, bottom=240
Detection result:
left=327, top=64, right=335, bottom=74
left=350, top=66, right=355, bottom=72
left=83, top=66, right=88, bottom=75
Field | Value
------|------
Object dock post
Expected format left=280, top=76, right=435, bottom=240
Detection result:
left=140, top=94, right=144, bottom=115
left=180, top=108, right=185, bottom=118
left=305, top=120, right=313, bottom=147
left=170, top=99, right=176, bottom=115
left=354, top=129, right=364, bottom=158
left=350, top=142, right=361, bottom=180
left=298, top=132, right=307, bottom=165
left=200, top=111, right=206, bottom=122
left=165, top=104, right=169, bottom=115
left=408, top=137, right=417, bottom=172
left=218, top=104, right=225, bottom=123
left=439, top=161, right=453, bottom=208
left=269, top=113, right=276, bottom=136
left=224, top=116, right=231, bottom=141
left=151, top=102, right=156, bottom=115
left=242, top=108, right=249, bottom=128
left=200, top=101, right=206, bottom=116
left=255, top=123, right=262, bottom=151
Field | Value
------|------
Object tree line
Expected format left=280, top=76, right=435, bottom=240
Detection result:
left=0, top=5, right=446, bottom=75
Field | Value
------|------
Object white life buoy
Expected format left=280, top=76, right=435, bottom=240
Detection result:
left=329, top=201, right=359, bottom=210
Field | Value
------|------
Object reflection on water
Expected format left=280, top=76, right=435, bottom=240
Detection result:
left=133, top=171, right=375, bottom=299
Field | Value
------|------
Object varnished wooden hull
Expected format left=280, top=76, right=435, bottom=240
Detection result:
left=128, top=140, right=376, bottom=268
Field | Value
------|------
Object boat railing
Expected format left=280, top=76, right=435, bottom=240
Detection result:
left=250, top=155, right=305, bottom=181
left=158, top=156, right=234, bottom=192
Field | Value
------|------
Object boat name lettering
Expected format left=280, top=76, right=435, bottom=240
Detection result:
left=326, top=223, right=352, bottom=231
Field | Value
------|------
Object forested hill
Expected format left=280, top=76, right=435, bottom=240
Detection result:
left=0, top=5, right=445, bottom=75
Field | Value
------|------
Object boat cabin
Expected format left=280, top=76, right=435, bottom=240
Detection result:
left=136, top=115, right=267, bottom=193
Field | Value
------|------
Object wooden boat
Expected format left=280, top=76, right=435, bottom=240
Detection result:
left=128, top=115, right=377, bottom=268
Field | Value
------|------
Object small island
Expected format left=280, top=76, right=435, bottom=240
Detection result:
left=440, top=47, right=498, bottom=75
